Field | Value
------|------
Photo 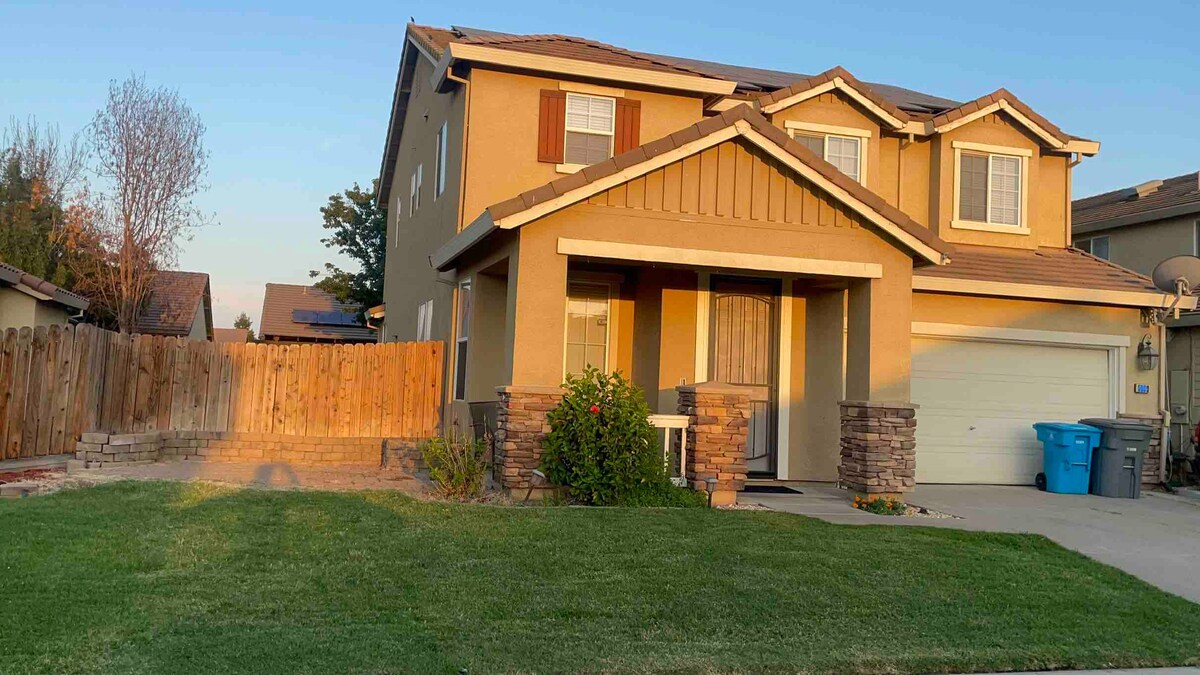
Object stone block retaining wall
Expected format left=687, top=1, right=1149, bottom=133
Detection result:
left=676, top=383, right=750, bottom=506
left=838, top=400, right=917, bottom=496
left=74, top=431, right=425, bottom=469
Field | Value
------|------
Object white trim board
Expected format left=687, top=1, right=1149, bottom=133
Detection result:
left=912, top=275, right=1192, bottom=310
left=556, top=238, right=885, bottom=278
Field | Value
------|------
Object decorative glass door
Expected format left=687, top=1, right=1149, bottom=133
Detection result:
left=709, top=278, right=778, bottom=475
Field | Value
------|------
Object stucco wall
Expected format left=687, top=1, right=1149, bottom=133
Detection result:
left=187, top=300, right=208, bottom=340
left=1078, top=214, right=1197, bottom=277
left=0, top=287, right=70, bottom=332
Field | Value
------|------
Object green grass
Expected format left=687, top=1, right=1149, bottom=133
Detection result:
left=1, top=482, right=1197, bottom=674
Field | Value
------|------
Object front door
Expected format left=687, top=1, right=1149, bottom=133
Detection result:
left=709, top=278, right=779, bottom=475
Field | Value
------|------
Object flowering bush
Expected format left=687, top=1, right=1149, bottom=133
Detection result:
left=852, top=495, right=907, bottom=515
left=541, top=367, right=673, bottom=506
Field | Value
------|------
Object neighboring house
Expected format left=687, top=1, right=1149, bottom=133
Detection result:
left=0, top=261, right=89, bottom=331
left=258, top=283, right=376, bottom=344
left=134, top=271, right=214, bottom=340
left=378, top=23, right=1187, bottom=494
left=213, top=327, right=252, bottom=344
left=1073, top=171, right=1200, bottom=458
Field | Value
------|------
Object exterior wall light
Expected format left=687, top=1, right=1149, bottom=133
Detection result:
left=1137, top=335, right=1159, bottom=371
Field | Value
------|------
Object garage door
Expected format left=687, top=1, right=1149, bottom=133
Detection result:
left=911, top=336, right=1112, bottom=485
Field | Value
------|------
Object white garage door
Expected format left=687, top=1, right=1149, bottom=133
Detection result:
left=911, top=336, right=1113, bottom=485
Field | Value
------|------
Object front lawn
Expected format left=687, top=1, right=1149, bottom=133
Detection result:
left=1, top=482, right=1197, bottom=674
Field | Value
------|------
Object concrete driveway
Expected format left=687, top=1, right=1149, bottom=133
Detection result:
left=749, top=484, right=1200, bottom=603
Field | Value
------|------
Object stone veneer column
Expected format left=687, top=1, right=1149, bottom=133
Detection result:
left=494, top=385, right=564, bottom=491
left=839, top=400, right=918, bottom=496
left=676, top=382, right=751, bottom=506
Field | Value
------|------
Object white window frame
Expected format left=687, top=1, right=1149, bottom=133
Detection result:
left=409, top=163, right=422, bottom=216
left=784, top=121, right=870, bottom=185
left=453, top=280, right=471, bottom=401
left=435, top=123, right=448, bottom=198
left=393, top=195, right=403, bottom=248
left=563, top=280, right=613, bottom=379
left=416, top=299, right=433, bottom=341
left=951, top=141, right=1031, bottom=235
left=562, top=93, right=615, bottom=170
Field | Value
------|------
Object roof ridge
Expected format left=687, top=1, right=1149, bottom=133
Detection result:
left=454, top=29, right=717, bottom=78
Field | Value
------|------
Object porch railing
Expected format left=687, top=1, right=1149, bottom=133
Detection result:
left=648, top=414, right=690, bottom=487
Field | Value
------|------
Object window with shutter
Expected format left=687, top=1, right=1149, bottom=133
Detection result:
left=537, top=90, right=566, bottom=163
left=563, top=93, right=615, bottom=166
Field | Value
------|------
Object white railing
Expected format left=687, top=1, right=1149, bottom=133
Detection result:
left=648, top=414, right=690, bottom=487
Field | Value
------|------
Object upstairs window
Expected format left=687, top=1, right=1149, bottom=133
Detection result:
left=787, top=123, right=868, bottom=184
left=952, top=141, right=1030, bottom=233
left=416, top=299, right=433, bottom=341
left=435, top=123, right=448, bottom=198
left=409, top=163, right=423, bottom=216
left=1076, top=236, right=1110, bottom=260
left=564, top=93, right=615, bottom=166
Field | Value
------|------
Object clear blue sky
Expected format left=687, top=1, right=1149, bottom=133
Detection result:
left=3, top=0, right=1197, bottom=328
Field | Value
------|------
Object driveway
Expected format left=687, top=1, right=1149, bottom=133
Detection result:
left=749, top=484, right=1200, bottom=603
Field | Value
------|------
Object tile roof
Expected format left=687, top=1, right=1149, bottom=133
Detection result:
left=1073, top=171, right=1200, bottom=229
left=930, top=89, right=1071, bottom=145
left=134, top=271, right=211, bottom=337
left=213, top=327, right=250, bottom=344
left=0, top=261, right=89, bottom=311
left=484, top=104, right=952, bottom=260
left=914, top=245, right=1160, bottom=295
left=412, top=24, right=961, bottom=113
left=259, top=284, right=377, bottom=343
left=755, top=66, right=912, bottom=125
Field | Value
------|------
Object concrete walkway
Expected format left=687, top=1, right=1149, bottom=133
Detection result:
left=967, top=670, right=1198, bottom=675
left=750, top=484, right=1200, bottom=603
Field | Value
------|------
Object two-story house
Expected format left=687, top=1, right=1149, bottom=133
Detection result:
left=1073, top=172, right=1200, bottom=466
left=378, top=23, right=1189, bottom=498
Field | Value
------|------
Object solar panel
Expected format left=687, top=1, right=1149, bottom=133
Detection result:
left=292, top=309, right=362, bottom=326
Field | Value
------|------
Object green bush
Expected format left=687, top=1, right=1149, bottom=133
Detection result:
left=421, top=430, right=488, bottom=501
left=542, top=367, right=687, bottom=506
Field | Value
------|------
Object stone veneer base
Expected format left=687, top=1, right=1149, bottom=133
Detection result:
left=494, top=386, right=564, bottom=491
left=677, top=383, right=751, bottom=505
left=839, top=400, right=917, bottom=496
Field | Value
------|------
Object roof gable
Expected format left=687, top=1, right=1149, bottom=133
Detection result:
left=929, top=89, right=1070, bottom=149
left=134, top=271, right=210, bottom=338
left=448, top=105, right=951, bottom=267
left=757, top=67, right=910, bottom=130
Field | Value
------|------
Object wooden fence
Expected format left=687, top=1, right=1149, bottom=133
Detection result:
left=0, top=323, right=444, bottom=460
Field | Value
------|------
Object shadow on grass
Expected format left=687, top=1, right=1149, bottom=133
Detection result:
left=0, top=480, right=1197, bottom=674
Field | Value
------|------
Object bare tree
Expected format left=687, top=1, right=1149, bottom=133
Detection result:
left=65, top=75, right=209, bottom=332
left=3, top=117, right=88, bottom=208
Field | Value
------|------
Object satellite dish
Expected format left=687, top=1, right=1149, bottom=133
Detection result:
left=1151, top=255, right=1200, bottom=296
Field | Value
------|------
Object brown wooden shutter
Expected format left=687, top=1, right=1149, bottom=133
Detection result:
left=538, top=89, right=566, bottom=163
left=614, top=98, right=641, bottom=156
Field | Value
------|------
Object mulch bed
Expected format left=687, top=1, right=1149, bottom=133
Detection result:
left=0, top=469, right=55, bottom=485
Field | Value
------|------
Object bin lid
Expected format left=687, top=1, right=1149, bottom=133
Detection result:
left=1032, top=422, right=1102, bottom=433
left=1078, top=418, right=1154, bottom=432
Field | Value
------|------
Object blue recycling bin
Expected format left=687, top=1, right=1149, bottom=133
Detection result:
left=1032, top=422, right=1102, bottom=494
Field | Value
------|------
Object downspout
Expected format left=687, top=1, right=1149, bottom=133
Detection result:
left=447, top=69, right=471, bottom=231
left=1158, top=320, right=1170, bottom=483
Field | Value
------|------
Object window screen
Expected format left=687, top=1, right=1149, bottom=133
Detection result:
left=958, top=153, right=989, bottom=223
left=564, top=94, right=615, bottom=165
left=794, top=132, right=825, bottom=157
left=825, top=136, right=860, bottom=182
left=989, top=155, right=1021, bottom=226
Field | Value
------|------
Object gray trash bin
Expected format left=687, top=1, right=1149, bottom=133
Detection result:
left=1078, top=418, right=1152, bottom=498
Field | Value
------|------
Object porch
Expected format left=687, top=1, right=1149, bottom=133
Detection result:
left=452, top=236, right=920, bottom=503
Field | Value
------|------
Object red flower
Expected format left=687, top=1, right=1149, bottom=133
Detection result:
left=589, top=405, right=600, bottom=414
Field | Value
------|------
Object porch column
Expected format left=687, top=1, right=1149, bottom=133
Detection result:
left=494, top=229, right=568, bottom=493
left=676, top=382, right=751, bottom=506
left=840, top=271, right=917, bottom=496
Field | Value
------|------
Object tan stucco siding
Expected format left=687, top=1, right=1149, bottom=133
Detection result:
left=913, top=292, right=1158, bottom=416
left=461, top=68, right=706, bottom=222
left=381, top=52, right=466, bottom=348
left=933, top=112, right=1068, bottom=250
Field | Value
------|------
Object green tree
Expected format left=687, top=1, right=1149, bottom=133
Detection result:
left=309, top=180, right=386, bottom=311
left=233, top=311, right=255, bottom=341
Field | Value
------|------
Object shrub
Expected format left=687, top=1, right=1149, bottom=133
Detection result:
left=421, top=430, right=488, bottom=501
left=541, top=367, right=680, bottom=506
left=852, top=495, right=907, bottom=515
